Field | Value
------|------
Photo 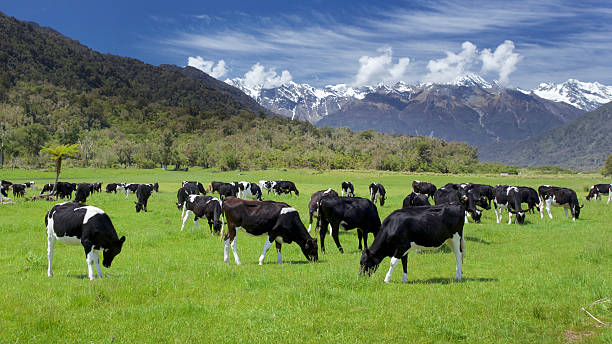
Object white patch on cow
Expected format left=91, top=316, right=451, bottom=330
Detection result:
left=259, top=239, right=273, bottom=265
left=46, top=213, right=56, bottom=277
left=85, top=249, right=102, bottom=280
left=384, top=257, right=400, bottom=283
left=75, top=206, right=105, bottom=224
left=339, top=220, right=348, bottom=229
left=307, top=223, right=312, bottom=233
left=188, top=194, right=199, bottom=202
left=224, top=239, right=230, bottom=263
left=55, top=235, right=82, bottom=245
left=181, top=210, right=193, bottom=231
left=324, top=188, right=333, bottom=194
left=280, top=207, right=296, bottom=214
left=231, top=238, right=241, bottom=265
left=447, top=232, right=463, bottom=280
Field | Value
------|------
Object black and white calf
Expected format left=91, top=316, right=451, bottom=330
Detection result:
left=182, top=181, right=206, bottom=195
left=123, top=183, right=139, bottom=199
left=91, top=182, right=102, bottom=194
left=180, top=195, right=223, bottom=233
left=259, top=180, right=276, bottom=194
left=177, top=183, right=201, bottom=217
left=74, top=183, right=92, bottom=203
left=221, top=198, right=318, bottom=265
left=341, top=182, right=354, bottom=197
left=369, top=183, right=386, bottom=206
left=538, top=185, right=583, bottom=221
left=105, top=183, right=125, bottom=193
left=273, top=180, right=300, bottom=196
left=360, top=204, right=465, bottom=283
left=11, top=184, right=26, bottom=197
left=24, top=181, right=35, bottom=191
left=317, top=197, right=381, bottom=253
left=402, top=192, right=431, bottom=208
left=238, top=181, right=263, bottom=201
left=586, top=184, right=611, bottom=204
left=135, top=184, right=153, bottom=212
left=307, top=188, right=339, bottom=234
left=45, top=202, right=126, bottom=280
left=412, top=180, right=437, bottom=199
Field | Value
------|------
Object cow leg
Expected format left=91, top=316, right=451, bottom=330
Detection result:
left=384, top=256, right=400, bottom=283
left=180, top=210, right=193, bottom=231
left=464, top=211, right=469, bottom=224
left=93, top=250, right=103, bottom=278
left=564, top=208, right=568, bottom=217
left=319, top=220, right=328, bottom=253
left=608, top=192, right=611, bottom=205
left=84, top=246, right=96, bottom=280
left=447, top=233, right=463, bottom=280
left=276, top=241, right=283, bottom=264
left=508, top=211, right=513, bottom=225
left=357, top=228, right=363, bottom=251
left=546, top=199, right=553, bottom=219
left=258, top=239, right=274, bottom=265
left=230, top=235, right=241, bottom=265
left=193, top=217, right=200, bottom=230
left=400, top=255, right=408, bottom=283
left=47, top=233, right=55, bottom=277
left=331, top=226, right=343, bottom=254
left=308, top=211, right=313, bottom=233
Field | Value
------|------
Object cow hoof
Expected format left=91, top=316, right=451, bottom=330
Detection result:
left=47, top=273, right=53, bottom=277
left=339, top=248, right=344, bottom=254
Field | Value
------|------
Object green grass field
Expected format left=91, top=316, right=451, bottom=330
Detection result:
left=0, top=167, right=610, bottom=343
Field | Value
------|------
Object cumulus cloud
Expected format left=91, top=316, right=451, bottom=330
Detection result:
left=187, top=56, right=228, bottom=78
left=425, top=41, right=478, bottom=84
left=242, top=63, right=293, bottom=89
left=353, top=47, right=411, bottom=86
left=480, top=40, right=522, bottom=85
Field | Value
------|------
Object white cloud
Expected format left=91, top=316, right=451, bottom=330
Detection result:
left=353, top=47, right=411, bottom=86
left=187, top=56, right=228, bottom=78
left=425, top=41, right=478, bottom=84
left=480, top=40, right=523, bottom=85
left=242, top=63, right=293, bottom=89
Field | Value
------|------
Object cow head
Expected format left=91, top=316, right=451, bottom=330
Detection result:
left=509, top=209, right=526, bottom=224
left=470, top=209, right=483, bottom=223
left=573, top=204, right=583, bottom=219
left=102, top=236, right=126, bottom=268
left=301, top=238, right=318, bottom=262
left=359, top=248, right=379, bottom=276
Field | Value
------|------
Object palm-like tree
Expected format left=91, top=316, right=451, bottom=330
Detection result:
left=41, top=144, right=79, bottom=194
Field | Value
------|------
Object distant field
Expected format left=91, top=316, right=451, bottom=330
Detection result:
left=0, top=167, right=610, bottom=343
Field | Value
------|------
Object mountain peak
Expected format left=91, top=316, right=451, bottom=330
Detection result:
left=531, top=79, right=612, bottom=111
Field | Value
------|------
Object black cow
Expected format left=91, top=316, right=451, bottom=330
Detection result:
left=105, top=183, right=125, bottom=193
left=1, top=180, right=12, bottom=198
left=55, top=182, right=77, bottom=199
left=369, top=183, right=386, bottom=206
left=402, top=192, right=431, bottom=208
left=273, top=181, right=299, bottom=196
left=341, top=182, right=354, bottom=197
left=152, top=182, right=159, bottom=193
left=318, top=197, right=381, bottom=253
left=180, top=195, right=223, bottom=233
left=209, top=181, right=238, bottom=200
left=412, top=180, right=437, bottom=199
left=221, top=197, right=318, bottom=265
left=360, top=204, right=465, bottom=283
left=538, top=185, right=583, bottom=221
left=307, top=188, right=339, bottom=234
left=135, top=184, right=153, bottom=213
left=124, top=183, right=139, bottom=198
left=11, top=184, right=26, bottom=197
left=586, top=184, right=611, bottom=204
left=45, top=202, right=126, bottom=280
left=182, top=181, right=206, bottom=195
left=74, top=183, right=92, bottom=203
left=238, top=181, right=263, bottom=201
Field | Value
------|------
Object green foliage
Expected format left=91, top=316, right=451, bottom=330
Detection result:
left=604, top=153, right=612, bottom=176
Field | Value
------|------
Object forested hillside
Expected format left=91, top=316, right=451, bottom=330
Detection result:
left=0, top=11, right=507, bottom=173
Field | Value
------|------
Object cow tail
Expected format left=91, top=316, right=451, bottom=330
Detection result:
left=460, top=234, right=465, bottom=263
left=219, top=208, right=226, bottom=241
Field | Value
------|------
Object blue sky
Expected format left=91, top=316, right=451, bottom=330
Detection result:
left=3, top=0, right=612, bottom=88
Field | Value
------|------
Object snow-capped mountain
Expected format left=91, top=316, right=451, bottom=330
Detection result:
left=523, top=79, right=612, bottom=111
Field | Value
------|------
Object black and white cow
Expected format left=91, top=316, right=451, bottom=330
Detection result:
left=493, top=185, right=510, bottom=224
left=238, top=181, right=263, bottom=201
left=135, top=184, right=153, bottom=213
left=341, top=182, right=354, bottom=197
left=180, top=195, right=223, bottom=233
left=105, top=183, right=125, bottom=193
left=177, top=183, right=201, bottom=218
left=259, top=180, right=276, bottom=194
left=182, top=181, right=206, bottom=195
left=317, top=197, right=381, bottom=253
left=369, top=183, right=386, bottom=206
left=460, top=183, right=495, bottom=207
left=220, top=197, right=318, bottom=265
left=74, top=183, right=92, bottom=203
left=273, top=181, right=299, bottom=196
left=90, top=182, right=102, bottom=194
left=506, top=186, right=527, bottom=225
left=45, top=202, right=126, bottom=280
left=24, top=181, right=35, bottom=191
left=11, top=184, right=26, bottom=197
left=209, top=181, right=239, bottom=200
left=360, top=204, right=465, bottom=283
left=586, top=184, right=611, bottom=204
left=412, top=180, right=437, bottom=199
left=41, top=183, right=55, bottom=194
left=307, top=188, right=339, bottom=234
left=434, top=186, right=486, bottom=223
left=538, top=185, right=583, bottom=221
left=123, top=183, right=139, bottom=199
left=402, top=192, right=431, bottom=208
left=56, top=182, right=77, bottom=199
left=1, top=180, right=12, bottom=199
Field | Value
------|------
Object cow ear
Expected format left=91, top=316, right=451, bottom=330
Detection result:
left=579, top=204, right=584, bottom=208
left=119, top=236, right=126, bottom=243
left=134, top=201, right=137, bottom=204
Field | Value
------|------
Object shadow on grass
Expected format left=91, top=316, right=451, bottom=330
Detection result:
left=407, top=276, right=498, bottom=285
left=465, top=236, right=491, bottom=245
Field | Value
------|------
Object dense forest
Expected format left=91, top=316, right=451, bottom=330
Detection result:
left=0, top=11, right=518, bottom=174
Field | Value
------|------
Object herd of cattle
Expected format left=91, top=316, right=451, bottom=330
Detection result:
left=2, top=178, right=610, bottom=283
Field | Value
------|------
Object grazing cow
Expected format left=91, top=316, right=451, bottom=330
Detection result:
left=506, top=187, right=527, bottom=225
left=135, top=184, right=153, bottom=213
left=538, top=185, right=583, bottom=221
left=369, top=183, right=386, bottom=206
left=1, top=180, right=12, bottom=198
left=74, top=183, right=92, bottom=203
left=461, top=183, right=495, bottom=207
left=273, top=181, right=299, bottom=196
left=221, top=197, right=318, bottom=265
left=412, top=181, right=437, bottom=199
left=24, top=181, right=35, bottom=191
left=182, top=181, right=206, bottom=195
left=105, top=183, right=125, bottom=193
left=45, top=202, right=126, bottom=280
left=180, top=195, right=223, bottom=233
left=176, top=183, right=201, bottom=218
left=341, top=182, right=354, bottom=197
left=307, top=188, right=339, bottom=234
left=123, top=183, right=139, bottom=199
left=209, top=181, right=238, bottom=199
left=493, top=185, right=510, bottom=224
left=360, top=204, right=465, bottom=283
left=586, top=184, right=611, bottom=204
left=434, top=186, right=485, bottom=223
left=11, top=184, right=26, bottom=197
left=318, top=197, right=381, bottom=253
left=239, top=182, right=263, bottom=201
left=259, top=180, right=276, bottom=194
left=90, top=182, right=102, bottom=194
left=41, top=183, right=55, bottom=194
left=402, top=192, right=431, bottom=208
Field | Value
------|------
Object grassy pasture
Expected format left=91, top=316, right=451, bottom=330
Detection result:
left=0, top=167, right=610, bottom=343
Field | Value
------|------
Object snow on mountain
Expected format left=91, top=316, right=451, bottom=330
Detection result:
left=529, top=79, right=612, bottom=111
